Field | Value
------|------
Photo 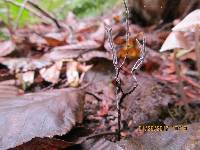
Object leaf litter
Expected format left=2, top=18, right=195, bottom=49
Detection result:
left=0, top=3, right=199, bottom=150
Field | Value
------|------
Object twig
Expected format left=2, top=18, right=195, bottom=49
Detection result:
left=105, top=0, right=146, bottom=141
left=5, top=0, right=62, bottom=29
left=76, top=131, right=116, bottom=144
left=27, top=1, right=62, bottom=29
left=86, top=91, right=103, bottom=101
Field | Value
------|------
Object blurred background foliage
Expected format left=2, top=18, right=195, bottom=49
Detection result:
left=0, top=0, right=118, bottom=28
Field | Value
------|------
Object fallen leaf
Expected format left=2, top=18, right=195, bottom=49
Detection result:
left=118, top=123, right=200, bottom=150
left=12, top=137, right=74, bottom=150
left=82, top=138, right=123, bottom=150
left=40, top=61, right=63, bottom=83
left=66, top=61, right=79, bottom=87
left=182, top=75, right=200, bottom=89
left=52, top=40, right=101, bottom=51
left=185, top=89, right=200, bottom=99
left=77, top=63, right=93, bottom=73
left=0, top=80, right=23, bottom=99
left=90, top=23, right=105, bottom=43
left=29, top=33, right=47, bottom=46
left=0, top=88, right=84, bottom=150
left=0, top=58, right=52, bottom=73
left=0, top=40, right=15, bottom=57
left=42, top=49, right=82, bottom=62
left=44, top=32, right=67, bottom=47
left=78, top=51, right=112, bottom=62
left=16, top=71, right=35, bottom=90
left=154, top=74, right=178, bottom=83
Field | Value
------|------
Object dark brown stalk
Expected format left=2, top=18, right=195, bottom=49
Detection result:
left=27, top=1, right=62, bottom=29
left=105, top=0, right=146, bottom=141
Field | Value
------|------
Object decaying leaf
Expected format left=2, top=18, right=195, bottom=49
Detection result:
left=0, top=88, right=84, bottom=150
left=0, top=80, right=23, bottom=99
left=0, top=40, right=15, bottom=57
left=29, top=33, right=47, bottom=46
left=82, top=139, right=123, bottom=150
left=77, top=63, right=93, bottom=73
left=90, top=23, right=105, bottom=43
left=118, top=123, right=200, bottom=150
left=0, top=58, right=52, bottom=73
left=16, top=71, right=35, bottom=90
left=42, top=49, right=82, bottom=62
left=78, top=51, right=112, bottom=62
left=52, top=40, right=101, bottom=51
left=40, top=61, right=63, bottom=83
left=67, top=61, right=80, bottom=87
left=66, top=61, right=92, bottom=87
left=12, top=137, right=74, bottom=150
left=44, top=32, right=67, bottom=47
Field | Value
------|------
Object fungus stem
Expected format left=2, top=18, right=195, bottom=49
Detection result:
left=174, top=49, right=185, bottom=100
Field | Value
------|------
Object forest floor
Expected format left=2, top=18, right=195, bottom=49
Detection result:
left=0, top=4, right=200, bottom=150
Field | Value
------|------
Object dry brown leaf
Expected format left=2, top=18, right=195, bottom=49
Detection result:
left=42, top=49, right=82, bottom=62
left=16, top=71, right=35, bottom=84
left=90, top=23, right=105, bottom=43
left=82, top=139, right=123, bottom=150
left=78, top=51, right=112, bottom=62
left=66, top=61, right=79, bottom=87
left=0, top=58, right=52, bottom=73
left=0, top=80, right=23, bottom=99
left=66, top=61, right=92, bottom=87
left=16, top=71, right=35, bottom=90
left=0, top=40, right=15, bottom=57
left=40, top=61, right=63, bottom=83
left=82, top=123, right=200, bottom=150
left=12, top=137, right=74, bottom=150
left=52, top=40, right=100, bottom=51
left=77, top=63, right=93, bottom=73
left=44, top=32, right=67, bottom=47
left=0, top=88, right=84, bottom=150
left=29, top=33, right=47, bottom=46
left=118, top=123, right=200, bottom=150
